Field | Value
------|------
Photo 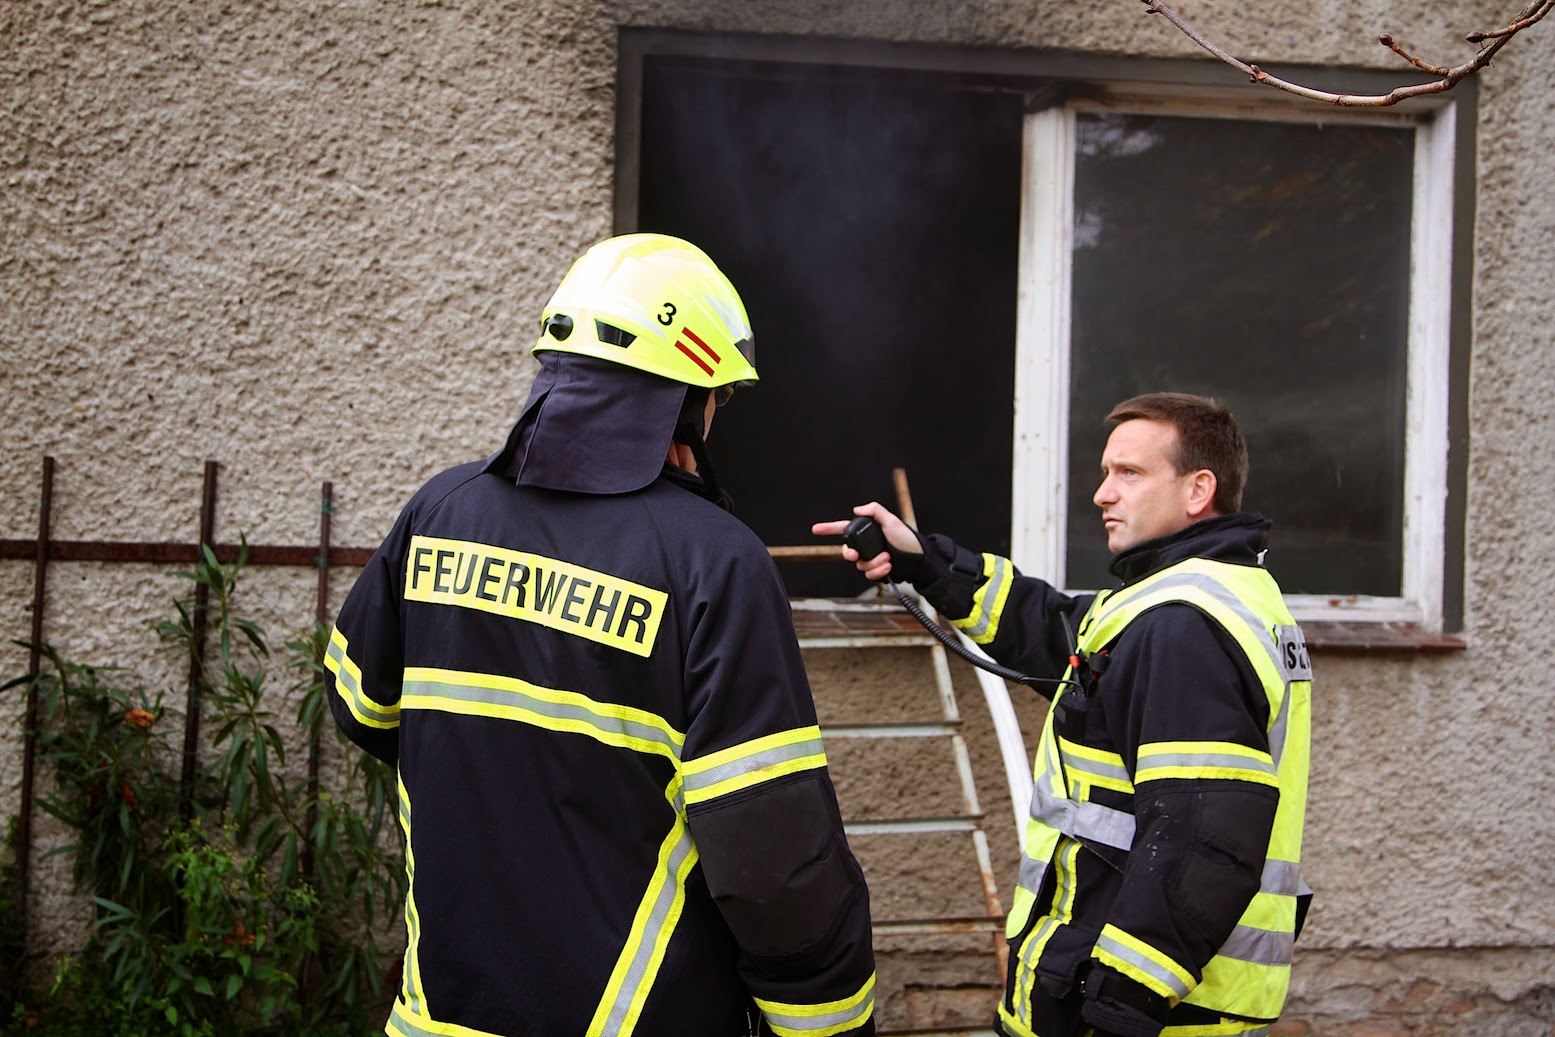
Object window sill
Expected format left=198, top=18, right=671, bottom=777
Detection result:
left=1302, top=621, right=1465, bottom=653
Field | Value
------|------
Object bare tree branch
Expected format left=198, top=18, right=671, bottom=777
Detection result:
left=1139, top=0, right=1554, bottom=107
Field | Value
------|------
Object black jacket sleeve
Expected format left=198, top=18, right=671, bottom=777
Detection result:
left=910, top=532, right=1091, bottom=686
left=679, top=535, right=876, bottom=1036
left=325, top=502, right=417, bottom=768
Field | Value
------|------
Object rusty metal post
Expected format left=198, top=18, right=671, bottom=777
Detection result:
left=177, top=461, right=219, bottom=820
left=14, top=456, right=55, bottom=936
left=303, top=482, right=332, bottom=881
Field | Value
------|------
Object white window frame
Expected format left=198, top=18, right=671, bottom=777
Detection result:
left=1012, top=88, right=1457, bottom=630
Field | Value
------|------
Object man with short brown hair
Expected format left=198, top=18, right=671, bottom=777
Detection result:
left=815, top=392, right=1311, bottom=1037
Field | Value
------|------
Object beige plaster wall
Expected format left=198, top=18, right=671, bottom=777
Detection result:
left=4, top=0, right=1552, bottom=1030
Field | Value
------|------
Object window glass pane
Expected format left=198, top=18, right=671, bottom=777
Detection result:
left=639, top=59, right=1023, bottom=597
left=1064, top=112, right=1414, bottom=595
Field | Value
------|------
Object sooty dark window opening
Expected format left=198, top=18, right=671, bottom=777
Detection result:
left=637, top=58, right=1024, bottom=598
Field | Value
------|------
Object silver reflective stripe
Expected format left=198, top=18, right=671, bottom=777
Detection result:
left=1031, top=782, right=1136, bottom=851
left=1095, top=930, right=1191, bottom=999
left=1218, top=922, right=1294, bottom=966
left=597, top=824, right=697, bottom=1037
left=959, top=556, right=1011, bottom=640
left=1060, top=748, right=1132, bottom=788
left=401, top=678, right=682, bottom=757
left=388, top=1002, right=438, bottom=1037
left=1268, top=675, right=1291, bottom=769
left=328, top=637, right=398, bottom=726
left=1261, top=858, right=1302, bottom=896
left=761, top=984, right=875, bottom=1035
left=1136, top=750, right=1277, bottom=780
left=1015, top=853, right=1049, bottom=896
left=681, top=734, right=826, bottom=798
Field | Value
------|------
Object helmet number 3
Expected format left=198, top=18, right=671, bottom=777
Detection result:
left=657, top=301, right=677, bottom=326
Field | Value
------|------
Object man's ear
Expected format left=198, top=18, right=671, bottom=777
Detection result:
left=1186, top=469, right=1218, bottom=520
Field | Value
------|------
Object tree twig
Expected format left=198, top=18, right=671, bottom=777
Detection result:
left=1139, top=0, right=1553, bottom=107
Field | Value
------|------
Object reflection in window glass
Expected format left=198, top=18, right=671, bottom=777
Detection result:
left=1065, top=112, right=1414, bottom=595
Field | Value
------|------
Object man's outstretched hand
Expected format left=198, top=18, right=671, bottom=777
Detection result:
left=811, top=502, right=923, bottom=583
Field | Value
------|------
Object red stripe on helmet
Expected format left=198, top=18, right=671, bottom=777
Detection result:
left=681, top=326, right=721, bottom=364
left=675, top=340, right=716, bottom=377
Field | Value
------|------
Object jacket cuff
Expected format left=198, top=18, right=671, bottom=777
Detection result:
left=1080, top=964, right=1170, bottom=1037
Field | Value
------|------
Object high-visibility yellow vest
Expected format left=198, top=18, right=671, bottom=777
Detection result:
left=1005, top=558, right=1312, bottom=1025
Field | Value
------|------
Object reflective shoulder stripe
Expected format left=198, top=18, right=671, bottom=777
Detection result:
left=1031, top=782, right=1136, bottom=851
left=948, top=553, right=1015, bottom=644
left=1094, top=923, right=1195, bottom=1002
left=755, top=972, right=876, bottom=1037
left=400, top=667, right=684, bottom=761
left=587, top=789, right=700, bottom=1037
left=1058, top=737, right=1134, bottom=794
left=326, top=625, right=399, bottom=729
left=1135, top=740, right=1277, bottom=787
left=681, top=726, right=828, bottom=807
left=1080, top=565, right=1290, bottom=694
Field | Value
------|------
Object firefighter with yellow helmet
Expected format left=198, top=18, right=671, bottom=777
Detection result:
left=328, top=234, right=877, bottom=1037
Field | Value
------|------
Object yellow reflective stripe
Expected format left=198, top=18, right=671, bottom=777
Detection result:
left=681, top=726, right=828, bottom=806
left=586, top=775, right=698, bottom=1037
left=326, top=625, right=399, bottom=729
left=949, top=553, right=1015, bottom=644
left=1059, top=737, right=1134, bottom=794
left=1095, top=924, right=1195, bottom=1003
left=400, top=667, right=684, bottom=761
left=1136, top=741, right=1277, bottom=787
left=1012, top=839, right=1080, bottom=1025
left=398, top=776, right=428, bottom=1019
left=755, top=972, right=875, bottom=1037
left=388, top=1000, right=508, bottom=1037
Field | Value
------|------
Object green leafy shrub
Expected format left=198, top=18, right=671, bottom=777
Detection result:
left=3, top=545, right=404, bottom=1035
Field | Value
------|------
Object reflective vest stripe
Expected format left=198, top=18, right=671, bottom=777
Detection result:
left=587, top=782, right=699, bottom=1037
left=398, top=777, right=429, bottom=1020
left=1058, top=737, right=1134, bottom=793
left=1261, top=858, right=1301, bottom=896
left=400, top=667, right=685, bottom=761
left=755, top=972, right=876, bottom=1037
left=682, top=726, right=828, bottom=807
left=1135, top=741, right=1278, bottom=786
left=1218, top=922, right=1294, bottom=966
left=1095, top=924, right=1195, bottom=1002
left=1012, top=838, right=1081, bottom=1028
left=949, top=554, right=1014, bottom=644
left=1030, top=781, right=1136, bottom=852
left=327, top=626, right=400, bottom=729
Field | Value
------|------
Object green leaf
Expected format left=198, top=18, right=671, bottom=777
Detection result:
left=193, top=976, right=214, bottom=997
left=225, top=973, right=243, bottom=1000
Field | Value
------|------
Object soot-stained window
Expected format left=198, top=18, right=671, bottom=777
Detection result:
left=1063, top=113, right=1416, bottom=596
left=638, top=59, right=1024, bottom=598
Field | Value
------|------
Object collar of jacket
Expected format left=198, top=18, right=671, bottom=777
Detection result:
left=482, top=353, right=690, bottom=496
left=1107, top=512, right=1272, bottom=586
left=658, top=460, right=733, bottom=510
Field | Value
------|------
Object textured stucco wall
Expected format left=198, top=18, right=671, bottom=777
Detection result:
left=4, top=0, right=1553, bottom=1030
